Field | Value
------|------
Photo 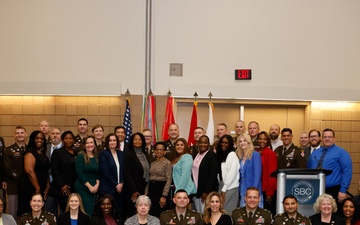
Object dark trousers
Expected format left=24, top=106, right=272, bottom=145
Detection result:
left=263, top=191, right=277, bottom=216
left=325, top=185, right=341, bottom=215
left=148, top=180, right=168, bottom=217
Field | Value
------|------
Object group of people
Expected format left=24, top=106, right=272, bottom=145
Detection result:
left=0, top=118, right=357, bottom=225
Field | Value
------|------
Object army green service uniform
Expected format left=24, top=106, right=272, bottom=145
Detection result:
left=273, top=212, right=311, bottom=225
left=19, top=211, right=56, bottom=225
left=160, top=209, right=203, bottom=225
left=232, top=207, right=272, bottom=225
left=274, top=143, right=307, bottom=169
left=164, top=140, right=176, bottom=162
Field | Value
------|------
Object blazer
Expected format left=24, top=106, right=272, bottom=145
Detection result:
left=90, top=214, right=123, bottom=225
left=49, top=146, right=77, bottom=197
left=125, top=214, right=160, bottom=225
left=194, top=150, right=219, bottom=198
left=98, top=148, right=124, bottom=195
left=124, top=149, right=149, bottom=195
left=0, top=213, right=17, bottom=225
left=309, top=213, right=346, bottom=225
left=240, top=151, right=262, bottom=193
left=57, top=211, right=90, bottom=225
left=172, top=153, right=196, bottom=195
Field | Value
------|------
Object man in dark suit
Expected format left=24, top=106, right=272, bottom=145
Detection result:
left=114, top=125, right=129, bottom=152
left=303, top=129, right=322, bottom=161
left=274, top=128, right=307, bottom=169
left=273, top=195, right=311, bottom=225
left=160, top=189, right=202, bottom=225
left=45, top=127, right=63, bottom=215
left=232, top=187, right=272, bottom=225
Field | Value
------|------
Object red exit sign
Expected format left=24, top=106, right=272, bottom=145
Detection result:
left=235, top=69, right=252, bottom=80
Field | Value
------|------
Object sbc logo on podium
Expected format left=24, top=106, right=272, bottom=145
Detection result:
left=291, top=180, right=314, bottom=204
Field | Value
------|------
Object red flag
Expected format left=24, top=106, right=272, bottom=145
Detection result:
left=162, top=96, right=175, bottom=140
left=187, top=101, right=198, bottom=146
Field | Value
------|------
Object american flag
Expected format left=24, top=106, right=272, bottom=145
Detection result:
left=123, top=98, right=132, bottom=143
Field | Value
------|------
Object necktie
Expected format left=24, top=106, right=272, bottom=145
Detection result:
left=20, top=146, right=25, bottom=151
left=290, top=218, right=295, bottom=224
left=317, top=148, right=327, bottom=169
left=249, top=212, right=253, bottom=219
left=179, top=214, right=184, bottom=222
left=282, top=147, right=287, bottom=156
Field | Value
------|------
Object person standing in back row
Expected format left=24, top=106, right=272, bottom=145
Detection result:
left=274, top=128, right=306, bottom=169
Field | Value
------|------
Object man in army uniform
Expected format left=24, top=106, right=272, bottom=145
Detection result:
left=274, top=128, right=306, bottom=169
left=212, top=123, right=228, bottom=150
left=163, top=123, right=180, bottom=162
left=0, top=135, right=6, bottom=198
left=160, top=189, right=202, bottom=225
left=19, top=193, right=56, bottom=225
left=143, top=128, right=155, bottom=163
left=3, top=126, right=27, bottom=219
left=232, top=187, right=272, bottom=225
left=74, top=118, right=88, bottom=152
left=273, top=195, right=311, bottom=225
left=248, top=121, right=260, bottom=150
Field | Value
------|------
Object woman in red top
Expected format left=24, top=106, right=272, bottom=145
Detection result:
left=256, top=131, right=277, bottom=215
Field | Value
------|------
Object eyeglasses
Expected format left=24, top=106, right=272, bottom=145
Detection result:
left=144, top=136, right=152, bottom=138
left=323, top=136, right=334, bottom=139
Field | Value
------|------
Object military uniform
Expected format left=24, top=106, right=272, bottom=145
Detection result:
left=145, top=145, right=156, bottom=163
left=232, top=207, right=272, bottom=225
left=3, top=143, right=27, bottom=194
left=0, top=137, right=5, bottom=195
left=252, top=138, right=260, bottom=150
left=274, top=143, right=307, bottom=169
left=190, top=144, right=199, bottom=158
left=160, top=209, right=203, bottom=225
left=164, top=140, right=176, bottom=162
left=19, top=211, right=56, bottom=225
left=96, top=141, right=106, bottom=153
left=273, top=212, right=311, bottom=225
left=74, top=134, right=85, bottom=152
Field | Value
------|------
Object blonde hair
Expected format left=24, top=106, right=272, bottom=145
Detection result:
left=235, top=134, right=255, bottom=160
left=203, top=192, right=226, bottom=224
left=313, top=193, right=337, bottom=213
left=65, top=193, right=87, bottom=214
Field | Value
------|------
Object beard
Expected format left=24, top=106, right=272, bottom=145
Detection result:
left=310, top=140, right=321, bottom=147
left=270, top=133, right=278, bottom=140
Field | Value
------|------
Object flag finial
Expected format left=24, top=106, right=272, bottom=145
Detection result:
left=148, top=89, right=153, bottom=96
left=208, top=92, right=213, bottom=101
left=167, top=90, right=172, bottom=96
left=194, top=92, right=198, bottom=101
left=125, top=89, right=131, bottom=98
